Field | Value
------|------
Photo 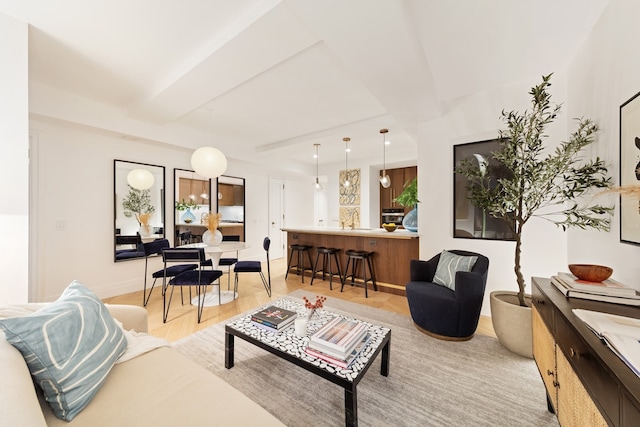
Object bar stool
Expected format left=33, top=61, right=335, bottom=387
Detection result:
left=285, top=244, right=314, bottom=283
left=310, top=247, right=343, bottom=290
left=341, top=250, right=377, bottom=297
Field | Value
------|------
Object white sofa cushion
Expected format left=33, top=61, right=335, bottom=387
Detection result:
left=0, top=335, right=47, bottom=426
left=43, top=346, right=285, bottom=427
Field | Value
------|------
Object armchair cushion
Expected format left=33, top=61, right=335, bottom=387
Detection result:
left=0, top=281, right=127, bottom=421
left=432, top=250, right=478, bottom=290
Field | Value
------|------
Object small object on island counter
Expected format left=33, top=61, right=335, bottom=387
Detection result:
left=382, top=223, right=398, bottom=232
left=568, top=263, right=613, bottom=282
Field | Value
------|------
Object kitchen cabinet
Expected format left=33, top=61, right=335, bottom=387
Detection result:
left=218, top=183, right=244, bottom=206
left=532, top=277, right=640, bottom=426
left=178, top=177, right=209, bottom=205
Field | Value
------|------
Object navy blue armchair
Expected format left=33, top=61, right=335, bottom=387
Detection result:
left=405, top=250, right=489, bottom=341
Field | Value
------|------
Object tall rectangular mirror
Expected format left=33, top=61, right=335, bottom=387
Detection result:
left=217, top=175, right=245, bottom=241
left=173, top=168, right=213, bottom=247
left=114, top=160, right=165, bottom=262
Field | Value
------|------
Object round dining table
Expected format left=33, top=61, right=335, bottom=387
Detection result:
left=180, top=241, right=250, bottom=306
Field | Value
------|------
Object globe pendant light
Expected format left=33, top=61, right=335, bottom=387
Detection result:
left=342, top=137, right=351, bottom=188
left=191, top=109, right=228, bottom=179
left=127, top=168, right=154, bottom=190
left=379, top=128, right=391, bottom=188
left=314, top=143, right=322, bottom=191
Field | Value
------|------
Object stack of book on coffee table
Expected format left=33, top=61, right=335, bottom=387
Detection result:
left=250, top=305, right=297, bottom=333
left=305, top=317, right=370, bottom=368
left=551, top=272, right=640, bottom=306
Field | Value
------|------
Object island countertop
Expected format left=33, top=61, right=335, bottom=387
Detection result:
left=282, top=227, right=419, bottom=294
left=281, top=226, right=419, bottom=240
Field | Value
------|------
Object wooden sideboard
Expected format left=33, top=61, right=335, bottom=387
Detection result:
left=532, top=277, right=640, bottom=426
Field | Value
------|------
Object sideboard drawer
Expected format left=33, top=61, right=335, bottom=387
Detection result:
left=622, top=392, right=640, bottom=426
left=532, top=283, right=554, bottom=331
left=556, top=314, right=618, bottom=425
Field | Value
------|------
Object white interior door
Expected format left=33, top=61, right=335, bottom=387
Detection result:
left=268, top=178, right=285, bottom=259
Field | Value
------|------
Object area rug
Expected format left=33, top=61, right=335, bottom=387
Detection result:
left=173, top=290, right=558, bottom=427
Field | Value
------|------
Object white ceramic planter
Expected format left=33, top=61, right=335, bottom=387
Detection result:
left=490, top=290, right=533, bottom=359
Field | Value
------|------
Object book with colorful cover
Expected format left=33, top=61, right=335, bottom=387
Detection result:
left=305, top=333, right=371, bottom=368
left=251, top=305, right=297, bottom=329
left=310, top=317, right=368, bottom=355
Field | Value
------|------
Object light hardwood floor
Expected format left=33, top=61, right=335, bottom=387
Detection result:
left=103, top=258, right=496, bottom=342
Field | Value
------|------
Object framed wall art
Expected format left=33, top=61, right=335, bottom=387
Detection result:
left=453, top=139, right=516, bottom=241
left=619, top=91, right=640, bottom=246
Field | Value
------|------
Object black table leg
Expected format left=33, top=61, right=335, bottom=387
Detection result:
left=344, top=387, right=358, bottom=427
left=380, top=336, right=390, bottom=376
left=225, top=331, right=234, bottom=369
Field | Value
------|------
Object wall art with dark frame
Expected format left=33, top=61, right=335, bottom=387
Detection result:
left=619, top=90, right=640, bottom=246
left=453, top=138, right=516, bottom=241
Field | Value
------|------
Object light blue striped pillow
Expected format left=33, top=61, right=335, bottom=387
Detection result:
left=0, top=281, right=127, bottom=421
left=433, top=250, right=478, bottom=290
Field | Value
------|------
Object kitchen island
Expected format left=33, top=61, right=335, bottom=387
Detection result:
left=282, top=227, right=419, bottom=295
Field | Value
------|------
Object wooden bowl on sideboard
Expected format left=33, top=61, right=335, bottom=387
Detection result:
left=568, top=264, right=613, bottom=282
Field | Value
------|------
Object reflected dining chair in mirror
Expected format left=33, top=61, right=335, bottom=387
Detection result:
left=114, top=160, right=166, bottom=262
left=233, top=237, right=271, bottom=299
left=115, top=234, right=144, bottom=261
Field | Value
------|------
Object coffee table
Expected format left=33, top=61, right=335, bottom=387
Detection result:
left=225, top=298, right=391, bottom=427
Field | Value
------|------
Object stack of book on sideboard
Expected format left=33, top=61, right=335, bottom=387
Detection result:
left=305, top=317, right=370, bottom=368
left=250, top=305, right=297, bottom=333
left=551, top=272, right=640, bottom=306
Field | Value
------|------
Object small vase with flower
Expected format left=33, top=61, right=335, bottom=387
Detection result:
left=202, top=212, right=223, bottom=246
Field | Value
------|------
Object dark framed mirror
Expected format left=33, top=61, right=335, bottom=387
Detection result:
left=217, top=175, right=245, bottom=241
left=114, top=160, right=165, bottom=262
left=173, top=168, right=213, bottom=247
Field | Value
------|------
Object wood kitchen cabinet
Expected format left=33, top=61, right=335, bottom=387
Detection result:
left=532, top=277, right=640, bottom=426
left=379, top=166, right=417, bottom=214
left=218, top=183, right=234, bottom=206
left=218, top=183, right=244, bottom=206
left=178, top=177, right=209, bottom=205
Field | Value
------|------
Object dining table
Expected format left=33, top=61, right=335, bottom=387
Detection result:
left=179, top=241, right=250, bottom=306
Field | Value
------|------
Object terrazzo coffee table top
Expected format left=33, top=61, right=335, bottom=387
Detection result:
left=226, top=298, right=390, bottom=381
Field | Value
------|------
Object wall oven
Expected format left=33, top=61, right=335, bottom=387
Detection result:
left=381, top=208, right=405, bottom=225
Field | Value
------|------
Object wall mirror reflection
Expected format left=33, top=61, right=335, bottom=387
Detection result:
left=173, top=168, right=212, bottom=247
left=114, top=160, right=165, bottom=262
left=217, top=175, right=245, bottom=241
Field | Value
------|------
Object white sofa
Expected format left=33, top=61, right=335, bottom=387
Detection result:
left=0, top=303, right=285, bottom=427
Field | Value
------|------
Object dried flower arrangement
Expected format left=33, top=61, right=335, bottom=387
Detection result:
left=204, top=212, right=221, bottom=232
left=137, top=212, right=152, bottom=227
left=598, top=185, right=640, bottom=199
left=303, top=295, right=327, bottom=320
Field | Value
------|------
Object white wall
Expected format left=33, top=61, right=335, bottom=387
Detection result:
left=0, top=13, right=28, bottom=304
left=29, top=119, right=313, bottom=301
left=565, top=0, right=640, bottom=287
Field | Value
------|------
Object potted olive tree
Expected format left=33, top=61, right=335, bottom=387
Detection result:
left=456, top=74, right=613, bottom=357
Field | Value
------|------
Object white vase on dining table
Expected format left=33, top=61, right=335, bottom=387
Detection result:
left=203, top=229, right=223, bottom=246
